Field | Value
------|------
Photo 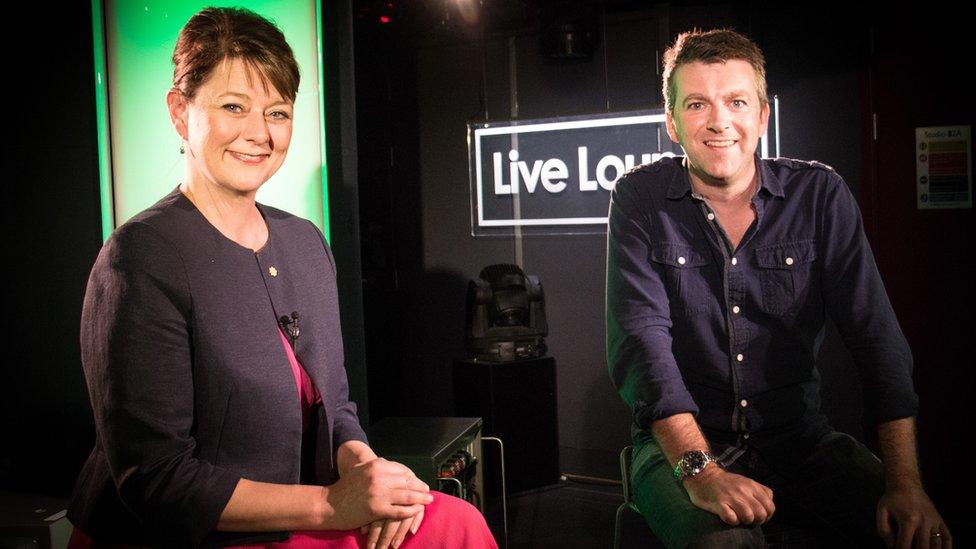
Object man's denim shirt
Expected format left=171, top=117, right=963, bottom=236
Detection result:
left=606, top=154, right=918, bottom=463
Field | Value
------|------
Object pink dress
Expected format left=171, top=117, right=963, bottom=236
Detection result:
left=68, top=330, right=496, bottom=549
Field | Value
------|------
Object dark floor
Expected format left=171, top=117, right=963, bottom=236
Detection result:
left=3, top=478, right=970, bottom=548
left=487, top=479, right=974, bottom=549
left=486, top=478, right=625, bottom=549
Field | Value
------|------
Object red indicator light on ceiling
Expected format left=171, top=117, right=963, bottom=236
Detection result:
left=379, top=15, right=390, bottom=24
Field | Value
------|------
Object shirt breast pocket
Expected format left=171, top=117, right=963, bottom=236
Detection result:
left=755, top=240, right=817, bottom=315
left=649, top=244, right=712, bottom=316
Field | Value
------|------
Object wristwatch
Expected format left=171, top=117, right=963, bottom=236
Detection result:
left=673, top=450, right=716, bottom=481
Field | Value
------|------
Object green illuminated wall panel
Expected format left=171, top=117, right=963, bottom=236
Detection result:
left=93, top=0, right=329, bottom=240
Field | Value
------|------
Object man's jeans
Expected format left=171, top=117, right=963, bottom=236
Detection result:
left=631, top=431, right=887, bottom=548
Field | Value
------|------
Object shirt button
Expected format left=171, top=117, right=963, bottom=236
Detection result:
left=707, top=212, right=715, bottom=221
left=731, top=257, right=738, bottom=266
left=740, top=399, right=748, bottom=408
left=677, top=256, right=686, bottom=265
left=736, top=353, right=744, bottom=362
left=785, top=257, right=794, bottom=266
left=732, top=305, right=741, bottom=314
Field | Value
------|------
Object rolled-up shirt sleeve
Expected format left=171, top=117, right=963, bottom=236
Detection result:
left=80, top=221, right=240, bottom=546
left=606, top=176, right=699, bottom=429
left=819, top=175, right=919, bottom=426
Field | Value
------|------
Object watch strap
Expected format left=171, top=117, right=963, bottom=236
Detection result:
left=673, top=450, right=715, bottom=481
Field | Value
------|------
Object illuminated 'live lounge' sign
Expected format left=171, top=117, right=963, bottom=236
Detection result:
left=467, top=107, right=778, bottom=236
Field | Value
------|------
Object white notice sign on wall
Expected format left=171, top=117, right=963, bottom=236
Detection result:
left=916, top=125, right=971, bottom=209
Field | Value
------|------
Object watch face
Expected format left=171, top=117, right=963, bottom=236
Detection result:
left=683, top=451, right=708, bottom=474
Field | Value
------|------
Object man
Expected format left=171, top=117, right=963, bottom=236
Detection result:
left=606, top=29, right=950, bottom=548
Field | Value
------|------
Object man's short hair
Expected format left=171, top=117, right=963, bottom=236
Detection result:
left=662, top=29, right=768, bottom=114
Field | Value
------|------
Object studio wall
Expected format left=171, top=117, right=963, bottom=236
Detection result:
left=5, top=5, right=970, bottom=531
left=354, top=3, right=876, bottom=478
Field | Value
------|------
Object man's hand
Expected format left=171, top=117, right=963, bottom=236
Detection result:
left=875, top=418, right=952, bottom=549
left=877, top=483, right=952, bottom=549
left=683, top=464, right=776, bottom=526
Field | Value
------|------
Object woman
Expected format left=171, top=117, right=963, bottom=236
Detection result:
left=68, top=7, right=495, bottom=548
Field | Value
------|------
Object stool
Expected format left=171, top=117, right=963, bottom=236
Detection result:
left=613, top=446, right=665, bottom=549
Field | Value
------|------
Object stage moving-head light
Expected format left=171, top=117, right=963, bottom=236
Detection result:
left=465, top=264, right=547, bottom=362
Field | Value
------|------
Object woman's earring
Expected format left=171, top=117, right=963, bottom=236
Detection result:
left=180, top=143, right=185, bottom=155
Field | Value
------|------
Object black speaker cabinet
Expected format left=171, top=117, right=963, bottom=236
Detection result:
left=453, top=357, right=559, bottom=494
left=0, top=491, right=72, bottom=548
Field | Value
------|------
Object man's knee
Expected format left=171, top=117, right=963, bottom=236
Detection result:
left=630, top=440, right=765, bottom=549
left=686, top=526, right=765, bottom=549
left=778, top=431, right=885, bottom=547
